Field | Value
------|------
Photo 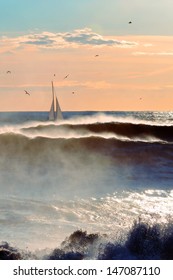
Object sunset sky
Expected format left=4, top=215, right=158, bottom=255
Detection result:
left=1, top=0, right=173, bottom=111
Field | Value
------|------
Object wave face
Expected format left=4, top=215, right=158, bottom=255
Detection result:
left=22, top=121, right=173, bottom=142
left=0, top=111, right=173, bottom=259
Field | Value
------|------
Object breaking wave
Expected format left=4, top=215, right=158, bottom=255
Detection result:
left=1, top=220, right=173, bottom=260
left=21, top=121, right=173, bottom=143
left=0, top=127, right=173, bottom=165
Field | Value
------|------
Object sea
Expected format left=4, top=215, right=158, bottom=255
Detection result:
left=0, top=111, right=173, bottom=260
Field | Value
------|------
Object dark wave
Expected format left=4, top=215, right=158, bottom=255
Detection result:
left=1, top=220, right=173, bottom=260
left=0, top=242, right=21, bottom=260
left=0, top=132, right=173, bottom=166
left=66, top=122, right=173, bottom=142
left=22, top=121, right=173, bottom=142
left=0, top=132, right=172, bottom=188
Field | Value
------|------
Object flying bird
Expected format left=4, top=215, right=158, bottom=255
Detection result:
left=6, top=71, right=11, bottom=74
left=63, top=74, right=69, bottom=79
left=128, top=21, right=132, bottom=24
left=95, top=54, right=99, bottom=57
left=24, top=90, right=30, bottom=96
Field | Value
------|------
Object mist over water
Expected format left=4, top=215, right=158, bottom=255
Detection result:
left=0, top=111, right=173, bottom=259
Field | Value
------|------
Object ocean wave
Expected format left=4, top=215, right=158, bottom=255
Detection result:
left=1, top=120, right=173, bottom=143
left=0, top=131, right=173, bottom=166
left=1, top=220, right=173, bottom=260
left=18, top=120, right=173, bottom=143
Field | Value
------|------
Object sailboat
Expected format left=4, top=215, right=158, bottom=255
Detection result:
left=49, top=81, right=63, bottom=121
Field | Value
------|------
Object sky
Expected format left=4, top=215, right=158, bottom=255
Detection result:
left=1, top=0, right=173, bottom=111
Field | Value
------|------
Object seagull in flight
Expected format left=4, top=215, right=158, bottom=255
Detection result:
left=6, top=71, right=11, bottom=74
left=63, top=74, right=69, bottom=79
left=24, top=90, right=30, bottom=96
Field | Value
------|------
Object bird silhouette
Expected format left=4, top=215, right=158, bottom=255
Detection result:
left=6, top=71, right=11, bottom=74
left=95, top=54, right=99, bottom=57
left=128, top=21, right=132, bottom=24
left=24, top=90, right=30, bottom=96
left=64, top=74, right=69, bottom=79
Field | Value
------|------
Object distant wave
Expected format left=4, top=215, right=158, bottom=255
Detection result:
left=1, top=220, right=173, bottom=260
left=20, top=121, right=173, bottom=143
left=1, top=120, right=173, bottom=143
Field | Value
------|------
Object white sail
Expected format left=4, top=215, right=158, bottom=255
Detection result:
left=49, top=99, right=55, bottom=120
left=49, top=81, right=63, bottom=121
left=55, top=97, right=63, bottom=120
